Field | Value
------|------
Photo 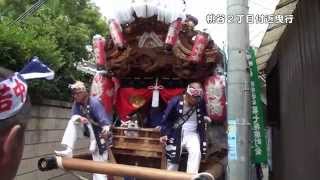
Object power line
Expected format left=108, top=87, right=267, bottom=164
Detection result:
left=13, top=1, right=43, bottom=23
left=10, top=0, right=49, bottom=25
left=249, top=0, right=275, bottom=11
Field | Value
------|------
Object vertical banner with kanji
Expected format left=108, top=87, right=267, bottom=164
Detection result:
left=247, top=47, right=267, bottom=164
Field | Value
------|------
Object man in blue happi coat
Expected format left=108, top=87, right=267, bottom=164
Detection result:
left=55, top=81, right=112, bottom=180
left=160, top=82, right=209, bottom=174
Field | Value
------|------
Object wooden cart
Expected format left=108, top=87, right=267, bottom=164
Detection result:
left=111, top=127, right=167, bottom=169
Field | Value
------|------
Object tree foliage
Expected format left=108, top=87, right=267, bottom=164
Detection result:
left=0, top=0, right=108, bottom=100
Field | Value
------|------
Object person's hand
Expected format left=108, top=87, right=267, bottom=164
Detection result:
left=100, top=125, right=111, bottom=139
left=159, top=135, right=168, bottom=145
left=120, top=120, right=129, bottom=127
left=79, top=116, right=89, bottom=124
left=204, top=116, right=212, bottom=123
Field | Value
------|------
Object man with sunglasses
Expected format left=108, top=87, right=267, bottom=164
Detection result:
left=159, top=82, right=210, bottom=174
left=55, top=81, right=112, bottom=180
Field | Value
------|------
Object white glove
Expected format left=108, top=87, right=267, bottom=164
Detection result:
left=71, top=115, right=82, bottom=124
left=71, top=115, right=89, bottom=124
left=120, top=120, right=129, bottom=127
left=100, top=125, right=111, bottom=139
left=204, top=116, right=212, bottom=123
left=102, top=125, right=110, bottom=134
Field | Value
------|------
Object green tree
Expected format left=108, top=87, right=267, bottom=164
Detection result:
left=0, top=0, right=108, bottom=101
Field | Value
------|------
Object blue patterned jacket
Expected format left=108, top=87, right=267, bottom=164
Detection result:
left=160, top=95, right=207, bottom=163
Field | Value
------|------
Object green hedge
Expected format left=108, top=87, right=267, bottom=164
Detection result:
left=0, top=0, right=108, bottom=101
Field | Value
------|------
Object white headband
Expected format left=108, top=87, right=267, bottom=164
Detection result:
left=69, top=81, right=86, bottom=91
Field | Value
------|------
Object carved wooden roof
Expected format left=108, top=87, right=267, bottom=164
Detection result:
left=105, top=16, right=222, bottom=81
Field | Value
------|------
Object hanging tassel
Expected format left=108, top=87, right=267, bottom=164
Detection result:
left=151, top=88, right=160, bottom=108
left=148, top=78, right=163, bottom=108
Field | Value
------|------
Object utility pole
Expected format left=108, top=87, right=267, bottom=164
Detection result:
left=227, top=0, right=250, bottom=180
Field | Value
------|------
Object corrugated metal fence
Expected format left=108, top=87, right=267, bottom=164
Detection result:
left=266, top=0, right=320, bottom=180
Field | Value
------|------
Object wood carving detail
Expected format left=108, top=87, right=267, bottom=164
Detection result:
left=105, top=16, right=222, bottom=81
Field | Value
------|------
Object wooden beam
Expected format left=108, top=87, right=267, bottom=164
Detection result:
left=59, top=157, right=194, bottom=180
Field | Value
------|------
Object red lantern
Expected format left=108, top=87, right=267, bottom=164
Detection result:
left=111, top=77, right=120, bottom=105
left=90, top=73, right=115, bottom=114
left=188, top=32, right=209, bottom=63
left=109, top=19, right=126, bottom=49
left=165, top=18, right=182, bottom=50
left=92, top=35, right=106, bottom=69
left=204, top=74, right=226, bottom=122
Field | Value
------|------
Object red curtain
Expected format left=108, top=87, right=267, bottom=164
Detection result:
left=160, top=88, right=184, bottom=102
left=115, top=88, right=152, bottom=120
left=115, top=87, right=184, bottom=121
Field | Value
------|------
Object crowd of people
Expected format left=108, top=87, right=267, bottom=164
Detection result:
left=0, top=75, right=214, bottom=180
left=55, top=81, right=211, bottom=179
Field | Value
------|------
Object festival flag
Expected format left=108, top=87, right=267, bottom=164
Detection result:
left=0, top=57, right=54, bottom=120
left=247, top=48, right=267, bottom=164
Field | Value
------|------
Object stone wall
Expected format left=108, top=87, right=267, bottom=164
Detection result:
left=15, top=99, right=92, bottom=180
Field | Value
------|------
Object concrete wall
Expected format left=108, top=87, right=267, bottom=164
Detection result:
left=15, top=99, right=92, bottom=180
